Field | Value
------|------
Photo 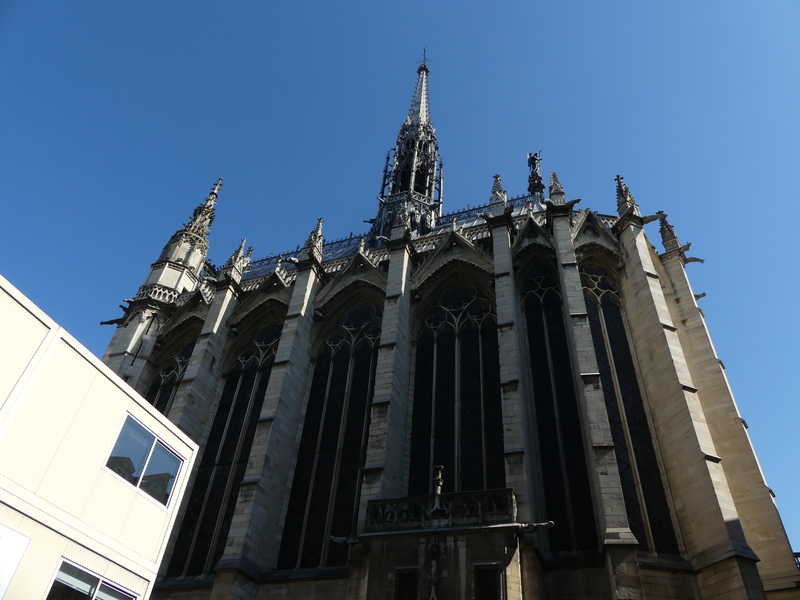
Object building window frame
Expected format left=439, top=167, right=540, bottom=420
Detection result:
left=104, top=414, right=184, bottom=508
left=44, top=559, right=137, bottom=600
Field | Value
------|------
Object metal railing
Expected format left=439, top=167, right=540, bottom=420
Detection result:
left=365, top=488, right=516, bottom=533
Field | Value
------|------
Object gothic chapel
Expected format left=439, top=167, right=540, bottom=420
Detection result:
left=102, top=63, right=799, bottom=600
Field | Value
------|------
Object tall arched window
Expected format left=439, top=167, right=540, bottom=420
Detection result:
left=278, top=303, right=382, bottom=570
left=408, top=282, right=505, bottom=496
left=144, top=339, right=196, bottom=414
left=581, top=264, right=679, bottom=554
left=166, top=321, right=283, bottom=578
left=521, top=264, right=597, bottom=553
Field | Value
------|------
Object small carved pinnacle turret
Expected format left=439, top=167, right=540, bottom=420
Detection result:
left=301, top=218, right=324, bottom=263
left=549, top=172, right=566, bottom=205
left=186, top=178, right=223, bottom=235
left=659, top=214, right=681, bottom=253
left=220, top=238, right=253, bottom=283
left=615, top=175, right=640, bottom=217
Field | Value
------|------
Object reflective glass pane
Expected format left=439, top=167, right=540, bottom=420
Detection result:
left=47, top=562, right=98, bottom=599
left=140, top=442, right=181, bottom=505
left=96, top=583, right=135, bottom=600
left=107, top=417, right=154, bottom=485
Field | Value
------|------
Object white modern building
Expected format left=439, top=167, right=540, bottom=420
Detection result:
left=0, top=274, right=198, bottom=599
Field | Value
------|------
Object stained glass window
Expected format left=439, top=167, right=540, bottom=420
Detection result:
left=166, top=320, right=283, bottom=578
left=277, top=303, right=381, bottom=569
left=581, top=263, right=679, bottom=554
left=521, top=264, right=598, bottom=553
left=408, top=283, right=505, bottom=496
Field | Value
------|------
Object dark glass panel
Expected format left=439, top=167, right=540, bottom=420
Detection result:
left=585, top=292, right=646, bottom=546
left=153, top=379, right=177, bottom=414
left=409, top=335, right=435, bottom=495
left=202, top=375, right=241, bottom=467
left=300, top=350, right=350, bottom=568
left=140, top=442, right=181, bottom=505
left=165, top=463, right=213, bottom=576
left=396, top=572, right=419, bottom=600
left=187, top=463, right=229, bottom=575
left=46, top=563, right=99, bottom=599
left=327, top=344, right=374, bottom=566
left=544, top=292, right=597, bottom=551
left=601, top=295, right=679, bottom=554
left=277, top=353, right=332, bottom=570
left=481, top=319, right=506, bottom=490
left=217, top=369, right=258, bottom=464
left=433, top=330, right=456, bottom=493
left=460, top=321, right=484, bottom=491
left=475, top=568, right=501, bottom=600
left=107, top=417, right=154, bottom=486
left=524, top=296, right=570, bottom=552
left=210, top=364, right=273, bottom=570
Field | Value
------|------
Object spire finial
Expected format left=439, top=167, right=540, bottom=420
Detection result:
left=615, top=175, right=641, bottom=217
left=408, top=57, right=431, bottom=126
left=186, top=178, right=223, bottom=234
left=658, top=212, right=681, bottom=252
left=549, top=172, right=565, bottom=205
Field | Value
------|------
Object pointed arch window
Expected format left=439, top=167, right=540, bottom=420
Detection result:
left=166, top=321, right=283, bottom=578
left=144, top=339, right=196, bottom=414
left=581, top=264, right=679, bottom=554
left=408, top=283, right=505, bottom=496
left=521, top=264, right=597, bottom=553
left=278, top=303, right=381, bottom=570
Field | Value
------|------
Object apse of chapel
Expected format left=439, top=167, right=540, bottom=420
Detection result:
left=312, top=249, right=388, bottom=310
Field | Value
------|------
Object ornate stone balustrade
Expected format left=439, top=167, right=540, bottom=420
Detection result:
left=365, top=488, right=516, bottom=534
left=135, top=284, right=180, bottom=304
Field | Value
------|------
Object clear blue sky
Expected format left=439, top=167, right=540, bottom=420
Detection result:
left=2, top=1, right=798, bottom=549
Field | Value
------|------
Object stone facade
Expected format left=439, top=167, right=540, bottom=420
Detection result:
left=102, top=64, right=799, bottom=600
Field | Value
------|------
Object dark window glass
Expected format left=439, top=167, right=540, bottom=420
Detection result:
left=107, top=418, right=154, bottom=485
left=581, top=264, right=679, bottom=555
left=408, top=283, right=505, bottom=495
left=106, top=417, right=182, bottom=508
left=139, top=442, right=181, bottom=505
left=46, top=562, right=134, bottom=600
left=521, top=264, right=598, bottom=553
left=474, top=568, right=501, bottom=600
left=166, top=320, right=283, bottom=578
left=396, top=572, right=419, bottom=600
left=278, top=303, right=381, bottom=570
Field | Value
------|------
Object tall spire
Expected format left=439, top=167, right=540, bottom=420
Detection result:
left=406, top=58, right=431, bottom=127
left=373, top=56, right=443, bottom=242
left=186, top=178, right=223, bottom=235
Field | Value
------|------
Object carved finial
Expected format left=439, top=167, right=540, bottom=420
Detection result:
left=615, top=175, right=640, bottom=217
left=221, top=237, right=252, bottom=279
left=451, top=215, right=458, bottom=231
left=358, top=237, right=366, bottom=253
left=658, top=212, right=681, bottom=251
left=305, top=218, right=324, bottom=248
left=489, top=174, right=508, bottom=208
left=186, top=178, right=223, bottom=235
left=549, top=172, right=565, bottom=205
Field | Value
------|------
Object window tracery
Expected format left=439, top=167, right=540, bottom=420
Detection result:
left=520, top=263, right=598, bottom=553
left=408, top=283, right=505, bottom=496
left=166, top=320, right=283, bottom=578
left=581, top=263, right=679, bottom=554
left=277, top=303, right=381, bottom=570
left=144, top=339, right=196, bottom=414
